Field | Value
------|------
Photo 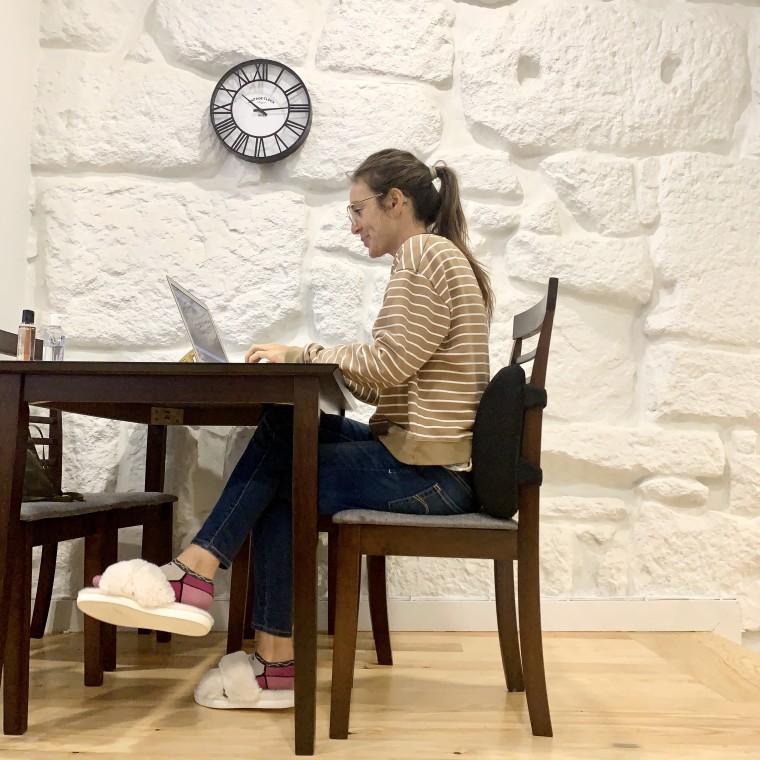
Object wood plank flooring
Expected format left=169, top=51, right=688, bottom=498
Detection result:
left=2, top=630, right=760, bottom=759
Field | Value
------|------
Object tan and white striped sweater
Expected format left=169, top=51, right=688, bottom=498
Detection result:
left=285, top=234, right=490, bottom=466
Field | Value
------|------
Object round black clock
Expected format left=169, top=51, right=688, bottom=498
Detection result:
left=209, top=59, right=312, bottom=163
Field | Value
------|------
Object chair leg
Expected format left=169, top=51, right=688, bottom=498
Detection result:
left=101, top=526, right=118, bottom=672
left=227, top=532, right=251, bottom=654
left=141, top=503, right=174, bottom=643
left=83, top=531, right=105, bottom=688
left=494, top=559, right=524, bottom=692
left=366, top=555, right=392, bottom=666
left=156, top=502, right=174, bottom=644
left=3, top=528, right=32, bottom=734
left=327, top=525, right=338, bottom=635
left=30, top=543, right=57, bottom=639
left=329, top=525, right=362, bottom=740
left=517, top=555, right=552, bottom=737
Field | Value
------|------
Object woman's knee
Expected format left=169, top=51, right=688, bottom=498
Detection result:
left=258, top=404, right=294, bottom=433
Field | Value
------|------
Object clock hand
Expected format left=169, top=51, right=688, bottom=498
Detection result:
left=242, top=95, right=267, bottom=115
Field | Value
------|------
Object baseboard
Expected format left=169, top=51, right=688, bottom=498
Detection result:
left=347, top=598, right=743, bottom=643
left=44, top=597, right=742, bottom=643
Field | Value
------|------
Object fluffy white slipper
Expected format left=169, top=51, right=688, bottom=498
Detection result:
left=194, top=651, right=294, bottom=710
left=76, top=559, right=214, bottom=637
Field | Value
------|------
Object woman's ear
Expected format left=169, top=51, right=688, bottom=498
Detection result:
left=387, top=187, right=405, bottom=215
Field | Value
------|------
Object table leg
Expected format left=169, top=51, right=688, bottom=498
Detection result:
left=0, top=380, right=27, bottom=646
left=0, top=376, right=29, bottom=733
left=292, top=378, right=320, bottom=755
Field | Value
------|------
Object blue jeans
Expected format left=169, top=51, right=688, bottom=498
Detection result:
left=192, top=405, right=476, bottom=636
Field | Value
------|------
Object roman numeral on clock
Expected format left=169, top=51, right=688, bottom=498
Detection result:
left=274, top=133, right=289, bottom=152
left=284, top=82, right=304, bottom=97
left=235, top=68, right=250, bottom=87
left=215, top=117, right=237, bottom=139
left=212, top=102, right=232, bottom=116
left=284, top=119, right=305, bottom=137
left=253, top=62, right=269, bottom=81
left=230, top=132, right=249, bottom=154
left=254, top=138, right=266, bottom=159
left=288, top=103, right=310, bottom=114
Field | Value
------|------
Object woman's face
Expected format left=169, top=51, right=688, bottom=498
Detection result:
left=348, top=181, right=397, bottom=259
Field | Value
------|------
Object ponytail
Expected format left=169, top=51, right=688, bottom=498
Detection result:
left=431, top=164, right=494, bottom=322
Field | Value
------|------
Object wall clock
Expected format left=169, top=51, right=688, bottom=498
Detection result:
left=209, top=58, right=312, bottom=163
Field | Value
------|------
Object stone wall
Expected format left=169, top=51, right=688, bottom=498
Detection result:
left=27, top=0, right=760, bottom=631
left=0, top=0, right=40, bottom=328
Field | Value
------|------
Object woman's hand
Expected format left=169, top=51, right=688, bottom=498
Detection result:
left=245, top=343, right=292, bottom=364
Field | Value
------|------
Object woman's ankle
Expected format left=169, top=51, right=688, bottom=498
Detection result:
left=257, top=632, right=294, bottom=662
left=174, top=545, right=220, bottom=581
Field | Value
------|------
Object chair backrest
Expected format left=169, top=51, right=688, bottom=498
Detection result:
left=0, top=328, right=64, bottom=491
left=471, top=279, right=558, bottom=520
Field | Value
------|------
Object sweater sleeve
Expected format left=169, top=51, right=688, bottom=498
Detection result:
left=300, top=264, right=451, bottom=392
left=343, top=377, right=380, bottom=406
left=283, top=346, right=380, bottom=405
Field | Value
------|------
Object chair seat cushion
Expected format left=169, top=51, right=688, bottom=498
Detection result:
left=20, top=492, right=177, bottom=522
left=330, top=509, right=517, bottom=530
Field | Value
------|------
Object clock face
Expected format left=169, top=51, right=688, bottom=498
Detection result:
left=209, top=59, right=312, bottom=163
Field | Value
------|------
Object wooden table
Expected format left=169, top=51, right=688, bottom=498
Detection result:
left=0, top=361, right=349, bottom=755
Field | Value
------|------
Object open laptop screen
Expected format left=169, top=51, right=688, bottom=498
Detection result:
left=167, top=276, right=229, bottom=363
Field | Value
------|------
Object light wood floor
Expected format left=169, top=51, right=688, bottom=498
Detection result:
left=2, top=630, right=760, bottom=759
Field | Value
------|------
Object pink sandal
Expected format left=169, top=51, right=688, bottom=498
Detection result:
left=77, top=559, right=214, bottom=637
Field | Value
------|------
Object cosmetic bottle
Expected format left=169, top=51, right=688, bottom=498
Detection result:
left=16, top=309, right=36, bottom=361
left=42, top=312, right=65, bottom=361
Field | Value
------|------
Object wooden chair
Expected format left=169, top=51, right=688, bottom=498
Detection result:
left=0, top=328, right=177, bottom=735
left=329, top=278, right=559, bottom=740
left=226, top=521, right=392, bottom=666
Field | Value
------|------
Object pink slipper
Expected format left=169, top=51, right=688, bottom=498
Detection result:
left=194, top=651, right=295, bottom=710
left=77, top=559, right=214, bottom=637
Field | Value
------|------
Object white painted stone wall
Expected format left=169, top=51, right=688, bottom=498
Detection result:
left=0, top=0, right=40, bottom=329
left=22, top=0, right=760, bottom=632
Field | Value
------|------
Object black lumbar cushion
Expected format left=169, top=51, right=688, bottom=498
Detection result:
left=471, top=363, right=547, bottom=520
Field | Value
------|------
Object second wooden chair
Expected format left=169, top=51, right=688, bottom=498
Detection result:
left=0, top=328, right=177, bottom=736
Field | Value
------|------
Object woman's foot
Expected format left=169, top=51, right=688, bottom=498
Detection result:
left=78, top=558, right=215, bottom=636
left=251, top=651, right=295, bottom=691
left=159, top=559, right=215, bottom=610
left=194, top=650, right=295, bottom=710
left=92, top=559, right=214, bottom=611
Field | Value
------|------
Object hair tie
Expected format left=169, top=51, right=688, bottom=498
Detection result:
left=429, top=165, right=437, bottom=180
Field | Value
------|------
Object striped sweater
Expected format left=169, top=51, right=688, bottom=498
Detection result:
left=286, top=233, right=490, bottom=466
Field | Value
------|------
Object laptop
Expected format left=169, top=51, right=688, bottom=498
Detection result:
left=166, top=275, right=356, bottom=409
left=167, top=276, right=230, bottom=363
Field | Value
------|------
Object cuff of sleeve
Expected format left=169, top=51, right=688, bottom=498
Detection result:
left=283, top=346, right=305, bottom=363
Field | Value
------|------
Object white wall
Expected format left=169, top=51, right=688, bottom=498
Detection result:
left=24, top=0, right=760, bottom=633
left=1, top=0, right=40, bottom=329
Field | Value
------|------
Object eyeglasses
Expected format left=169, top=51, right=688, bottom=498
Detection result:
left=347, top=193, right=382, bottom=225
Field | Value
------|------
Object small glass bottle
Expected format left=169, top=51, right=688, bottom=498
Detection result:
left=16, top=309, right=36, bottom=361
left=42, top=312, right=65, bottom=362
